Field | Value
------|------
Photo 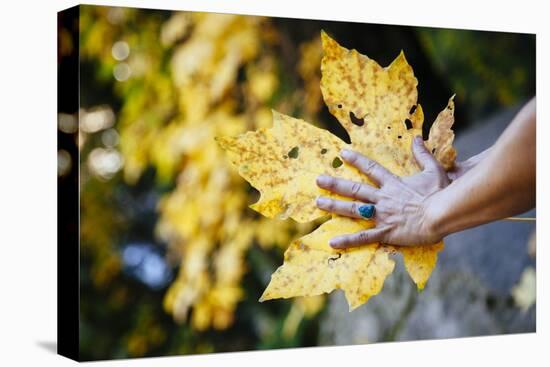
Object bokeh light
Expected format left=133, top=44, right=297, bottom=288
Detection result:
left=87, top=147, right=123, bottom=180
left=111, top=41, right=130, bottom=61
left=58, top=149, right=72, bottom=177
left=113, top=62, right=131, bottom=81
left=81, top=106, right=115, bottom=133
left=58, top=113, right=78, bottom=134
left=101, top=128, right=119, bottom=148
left=122, top=243, right=173, bottom=290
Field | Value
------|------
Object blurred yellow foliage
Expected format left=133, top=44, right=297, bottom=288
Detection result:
left=298, top=37, right=323, bottom=118
left=80, top=7, right=329, bottom=338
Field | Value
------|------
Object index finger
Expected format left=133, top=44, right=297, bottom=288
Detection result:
left=316, top=175, right=378, bottom=203
left=340, top=149, right=397, bottom=186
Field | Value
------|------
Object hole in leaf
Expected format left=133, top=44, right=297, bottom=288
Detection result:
left=387, top=126, right=391, bottom=130
left=288, top=146, right=299, bottom=159
left=332, top=157, right=343, bottom=168
left=404, top=119, right=413, bottom=130
left=337, top=104, right=343, bottom=109
left=432, top=148, right=436, bottom=154
left=397, top=135, right=402, bottom=139
left=320, top=148, right=328, bottom=154
left=349, top=111, right=364, bottom=126
left=409, top=105, right=417, bottom=114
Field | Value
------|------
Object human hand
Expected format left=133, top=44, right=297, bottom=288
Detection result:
left=315, top=135, right=450, bottom=249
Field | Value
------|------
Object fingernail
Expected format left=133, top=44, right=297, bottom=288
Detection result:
left=317, top=175, right=330, bottom=186
left=316, top=196, right=329, bottom=207
left=340, top=149, right=352, bottom=159
left=329, top=239, right=340, bottom=248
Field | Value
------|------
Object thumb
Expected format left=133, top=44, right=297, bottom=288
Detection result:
left=412, top=135, right=439, bottom=172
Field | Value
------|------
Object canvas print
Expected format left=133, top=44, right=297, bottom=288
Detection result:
left=57, top=4, right=536, bottom=361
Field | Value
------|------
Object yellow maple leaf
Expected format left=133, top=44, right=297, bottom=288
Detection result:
left=217, top=31, right=456, bottom=310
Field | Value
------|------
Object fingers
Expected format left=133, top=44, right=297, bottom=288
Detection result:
left=316, top=175, right=378, bottom=202
left=340, top=149, right=396, bottom=186
left=316, top=197, right=371, bottom=219
left=411, top=135, right=440, bottom=172
left=329, top=228, right=388, bottom=249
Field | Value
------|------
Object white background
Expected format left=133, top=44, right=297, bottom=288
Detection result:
left=0, top=0, right=547, bottom=365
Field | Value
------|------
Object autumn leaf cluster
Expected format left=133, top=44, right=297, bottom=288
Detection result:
left=79, top=7, right=327, bottom=348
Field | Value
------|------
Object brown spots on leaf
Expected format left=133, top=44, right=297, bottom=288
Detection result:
left=298, top=242, right=311, bottom=252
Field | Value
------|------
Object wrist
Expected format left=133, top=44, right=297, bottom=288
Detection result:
left=421, top=191, right=448, bottom=242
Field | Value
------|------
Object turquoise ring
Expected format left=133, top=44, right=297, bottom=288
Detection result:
left=358, top=204, right=375, bottom=219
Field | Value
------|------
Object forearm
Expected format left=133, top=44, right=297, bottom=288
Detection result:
left=426, top=98, right=536, bottom=238
left=463, top=147, right=493, bottom=168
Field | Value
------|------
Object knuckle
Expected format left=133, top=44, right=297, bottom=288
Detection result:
left=350, top=202, right=358, bottom=215
left=346, top=153, right=358, bottom=163
left=350, top=182, right=362, bottom=197
left=334, top=179, right=345, bottom=191
left=364, top=159, right=377, bottom=172
left=325, top=177, right=335, bottom=189
left=420, top=151, right=432, bottom=161
left=357, top=231, right=370, bottom=243
left=379, top=173, right=397, bottom=186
